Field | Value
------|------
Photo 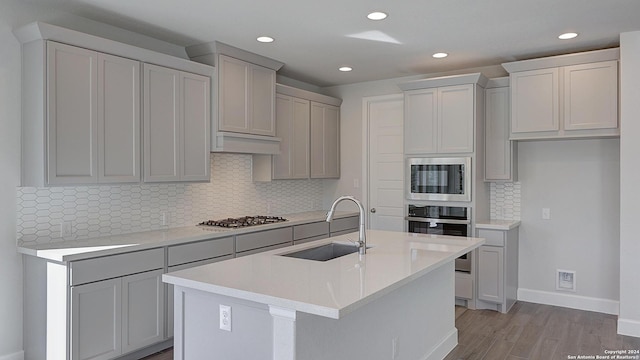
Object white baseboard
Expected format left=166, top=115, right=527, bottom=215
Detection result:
left=0, top=351, right=24, bottom=360
left=422, top=328, right=458, bottom=360
left=618, top=318, right=640, bottom=338
left=518, top=288, right=619, bottom=315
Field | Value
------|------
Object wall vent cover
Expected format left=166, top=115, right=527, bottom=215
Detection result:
left=556, top=269, right=576, bottom=292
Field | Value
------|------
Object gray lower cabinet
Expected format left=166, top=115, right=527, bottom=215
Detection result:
left=70, top=249, right=165, bottom=360
left=476, top=227, right=519, bottom=313
left=235, top=227, right=293, bottom=256
left=293, top=221, right=330, bottom=245
left=329, top=216, right=359, bottom=237
left=71, top=269, right=164, bottom=360
left=71, top=278, right=122, bottom=360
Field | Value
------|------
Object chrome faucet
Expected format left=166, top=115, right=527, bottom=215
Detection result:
left=326, top=196, right=367, bottom=255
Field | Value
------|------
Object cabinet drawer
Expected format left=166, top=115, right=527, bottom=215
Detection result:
left=235, top=227, right=293, bottom=253
left=329, top=216, right=359, bottom=234
left=294, top=234, right=329, bottom=245
left=293, top=221, right=329, bottom=241
left=70, top=247, right=164, bottom=286
left=477, top=229, right=505, bottom=247
left=236, top=242, right=291, bottom=257
left=168, top=237, right=234, bottom=267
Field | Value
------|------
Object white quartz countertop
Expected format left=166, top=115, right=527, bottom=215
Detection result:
left=475, top=220, right=521, bottom=231
left=17, top=211, right=356, bottom=262
left=163, top=230, right=485, bottom=319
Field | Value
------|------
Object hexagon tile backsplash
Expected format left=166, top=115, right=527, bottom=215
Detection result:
left=489, top=182, right=521, bottom=221
left=17, top=153, right=324, bottom=244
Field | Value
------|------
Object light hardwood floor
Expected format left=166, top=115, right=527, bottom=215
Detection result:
left=143, top=301, right=640, bottom=360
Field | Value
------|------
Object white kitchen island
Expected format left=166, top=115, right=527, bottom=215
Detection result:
left=163, top=230, right=484, bottom=360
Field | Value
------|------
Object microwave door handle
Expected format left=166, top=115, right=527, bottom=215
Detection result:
left=405, top=217, right=470, bottom=225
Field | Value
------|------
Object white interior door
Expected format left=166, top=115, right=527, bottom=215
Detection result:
left=365, top=95, right=405, bottom=231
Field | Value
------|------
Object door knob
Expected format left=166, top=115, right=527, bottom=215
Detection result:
left=370, top=208, right=376, bottom=213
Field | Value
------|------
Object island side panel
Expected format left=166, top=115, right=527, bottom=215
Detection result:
left=173, top=286, right=273, bottom=359
left=296, top=262, right=457, bottom=360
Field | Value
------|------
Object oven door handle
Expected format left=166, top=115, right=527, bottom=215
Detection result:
left=405, top=217, right=470, bottom=225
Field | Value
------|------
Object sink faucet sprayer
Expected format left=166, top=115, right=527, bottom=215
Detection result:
left=326, top=196, right=367, bottom=255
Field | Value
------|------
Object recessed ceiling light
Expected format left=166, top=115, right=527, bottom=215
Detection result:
left=558, top=32, right=578, bottom=40
left=339, top=66, right=353, bottom=72
left=257, top=36, right=274, bottom=43
left=432, top=52, right=448, bottom=59
left=367, top=11, right=388, bottom=20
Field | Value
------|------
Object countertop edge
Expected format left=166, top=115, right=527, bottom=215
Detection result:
left=17, top=211, right=359, bottom=262
left=475, top=220, right=521, bottom=231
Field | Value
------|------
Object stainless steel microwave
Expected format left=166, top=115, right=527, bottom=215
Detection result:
left=406, top=157, right=471, bottom=202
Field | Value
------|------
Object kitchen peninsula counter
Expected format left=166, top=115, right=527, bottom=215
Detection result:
left=163, top=230, right=485, bottom=360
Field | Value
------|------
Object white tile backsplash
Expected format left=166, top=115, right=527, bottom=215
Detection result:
left=17, top=153, right=323, bottom=244
left=489, top=182, right=521, bottom=220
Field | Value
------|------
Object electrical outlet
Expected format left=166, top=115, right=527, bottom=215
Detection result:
left=60, top=221, right=72, bottom=237
left=353, top=178, right=360, bottom=188
left=219, top=304, right=231, bottom=331
left=266, top=202, right=272, bottom=214
left=542, top=208, right=551, bottom=220
left=392, top=337, right=399, bottom=360
left=161, top=212, right=169, bottom=227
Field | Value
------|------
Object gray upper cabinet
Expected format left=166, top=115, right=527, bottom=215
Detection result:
left=46, top=41, right=141, bottom=186
left=46, top=41, right=99, bottom=185
left=98, top=53, right=141, bottom=183
left=273, top=94, right=310, bottom=179
left=310, top=101, right=340, bottom=179
left=400, top=74, right=485, bottom=155
left=503, top=48, right=619, bottom=140
left=143, top=63, right=210, bottom=182
left=143, top=64, right=180, bottom=182
left=484, top=78, right=517, bottom=182
left=252, top=84, right=342, bottom=181
left=16, top=23, right=214, bottom=187
left=217, top=54, right=276, bottom=136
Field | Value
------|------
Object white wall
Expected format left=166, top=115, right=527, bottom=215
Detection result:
left=516, top=139, right=620, bottom=314
left=619, top=31, right=640, bottom=337
left=0, top=6, right=24, bottom=358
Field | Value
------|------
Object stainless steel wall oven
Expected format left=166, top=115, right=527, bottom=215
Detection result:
left=406, top=205, right=472, bottom=272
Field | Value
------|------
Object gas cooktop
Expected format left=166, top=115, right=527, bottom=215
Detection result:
left=198, top=216, right=287, bottom=228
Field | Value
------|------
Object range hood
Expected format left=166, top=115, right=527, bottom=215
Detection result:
left=187, top=41, right=284, bottom=155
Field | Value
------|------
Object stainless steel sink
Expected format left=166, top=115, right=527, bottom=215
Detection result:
left=280, top=243, right=364, bottom=262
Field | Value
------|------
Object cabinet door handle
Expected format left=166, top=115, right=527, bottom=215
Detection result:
left=370, top=208, right=376, bottom=213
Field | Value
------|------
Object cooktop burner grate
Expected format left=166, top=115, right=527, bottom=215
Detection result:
left=198, top=216, right=287, bottom=228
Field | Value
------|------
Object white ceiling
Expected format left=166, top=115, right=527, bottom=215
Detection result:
left=25, top=0, right=640, bottom=87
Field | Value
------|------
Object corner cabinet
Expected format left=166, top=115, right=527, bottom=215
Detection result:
left=484, top=78, right=517, bottom=182
left=143, top=63, right=210, bottom=182
left=252, top=84, right=342, bottom=181
left=503, top=48, right=619, bottom=140
left=399, top=74, right=486, bottom=155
